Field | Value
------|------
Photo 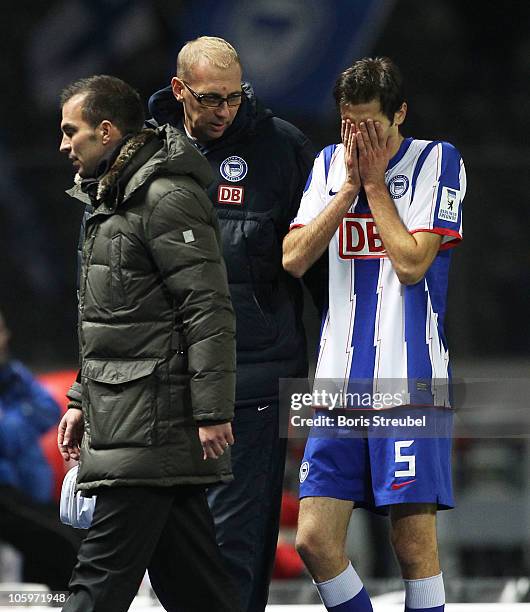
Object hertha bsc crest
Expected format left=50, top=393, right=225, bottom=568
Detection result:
left=220, top=156, right=248, bottom=182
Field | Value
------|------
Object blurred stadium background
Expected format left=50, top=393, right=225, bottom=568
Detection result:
left=0, top=0, right=529, bottom=608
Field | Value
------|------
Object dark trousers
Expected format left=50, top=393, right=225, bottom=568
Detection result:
left=207, top=402, right=288, bottom=612
left=0, top=485, right=83, bottom=590
left=63, top=485, right=241, bottom=612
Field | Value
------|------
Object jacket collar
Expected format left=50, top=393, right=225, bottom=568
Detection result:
left=96, top=129, right=158, bottom=205
left=79, top=134, right=132, bottom=206
left=67, top=129, right=159, bottom=209
left=66, top=125, right=212, bottom=211
left=147, top=82, right=273, bottom=153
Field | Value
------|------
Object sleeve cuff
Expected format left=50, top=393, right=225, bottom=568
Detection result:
left=410, top=227, right=462, bottom=250
left=195, top=419, right=231, bottom=427
left=66, top=379, right=83, bottom=404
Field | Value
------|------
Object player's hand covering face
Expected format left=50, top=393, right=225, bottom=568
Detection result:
left=341, top=119, right=361, bottom=191
left=356, top=119, right=398, bottom=187
left=340, top=99, right=405, bottom=189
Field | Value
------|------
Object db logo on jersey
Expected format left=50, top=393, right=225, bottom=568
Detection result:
left=339, top=214, right=385, bottom=259
left=217, top=185, right=244, bottom=205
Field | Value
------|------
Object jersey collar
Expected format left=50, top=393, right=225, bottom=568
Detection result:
left=387, top=136, right=413, bottom=171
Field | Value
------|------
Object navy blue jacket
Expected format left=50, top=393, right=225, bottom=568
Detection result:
left=0, top=361, right=61, bottom=502
left=149, top=83, right=317, bottom=407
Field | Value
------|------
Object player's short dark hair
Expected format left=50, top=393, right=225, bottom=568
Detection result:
left=333, top=57, right=405, bottom=122
left=60, top=75, right=144, bottom=135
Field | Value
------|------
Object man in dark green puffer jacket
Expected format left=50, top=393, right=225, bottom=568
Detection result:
left=57, top=75, right=241, bottom=612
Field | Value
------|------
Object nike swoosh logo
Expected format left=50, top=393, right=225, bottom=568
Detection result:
left=329, top=188, right=338, bottom=196
left=391, top=479, right=417, bottom=490
left=257, top=405, right=269, bottom=411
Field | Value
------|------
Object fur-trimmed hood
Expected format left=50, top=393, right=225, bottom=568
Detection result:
left=96, top=129, right=155, bottom=202
left=67, top=124, right=213, bottom=206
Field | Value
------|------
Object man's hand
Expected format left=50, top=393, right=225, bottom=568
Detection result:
left=198, top=422, right=234, bottom=460
left=341, top=119, right=361, bottom=192
left=57, top=408, right=83, bottom=461
left=356, top=119, right=396, bottom=188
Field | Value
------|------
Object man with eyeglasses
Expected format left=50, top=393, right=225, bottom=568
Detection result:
left=149, top=36, right=320, bottom=612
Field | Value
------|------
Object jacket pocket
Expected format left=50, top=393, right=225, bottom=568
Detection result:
left=109, top=234, right=126, bottom=310
left=82, top=358, right=158, bottom=449
left=229, top=283, right=278, bottom=351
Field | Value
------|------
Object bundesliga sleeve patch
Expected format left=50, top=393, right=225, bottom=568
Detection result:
left=437, top=187, right=460, bottom=223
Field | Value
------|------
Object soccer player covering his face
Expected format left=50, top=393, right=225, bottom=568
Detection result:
left=283, top=57, right=466, bottom=612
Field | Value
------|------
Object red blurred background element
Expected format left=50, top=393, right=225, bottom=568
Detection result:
left=273, top=490, right=304, bottom=579
left=37, top=369, right=77, bottom=501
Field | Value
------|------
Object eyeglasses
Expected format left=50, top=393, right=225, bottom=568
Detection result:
left=182, top=81, right=243, bottom=108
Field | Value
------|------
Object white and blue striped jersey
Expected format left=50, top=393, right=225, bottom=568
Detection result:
left=290, top=137, right=466, bottom=407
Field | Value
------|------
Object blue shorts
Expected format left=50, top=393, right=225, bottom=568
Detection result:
left=299, top=409, right=454, bottom=514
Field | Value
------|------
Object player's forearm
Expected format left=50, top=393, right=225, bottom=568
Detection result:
left=283, top=224, right=329, bottom=278
left=364, top=183, right=432, bottom=284
left=283, top=185, right=358, bottom=278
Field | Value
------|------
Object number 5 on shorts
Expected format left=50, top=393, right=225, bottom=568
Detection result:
left=394, top=440, right=415, bottom=478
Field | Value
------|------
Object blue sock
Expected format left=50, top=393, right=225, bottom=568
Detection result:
left=404, top=572, right=445, bottom=611
left=315, top=562, right=373, bottom=611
